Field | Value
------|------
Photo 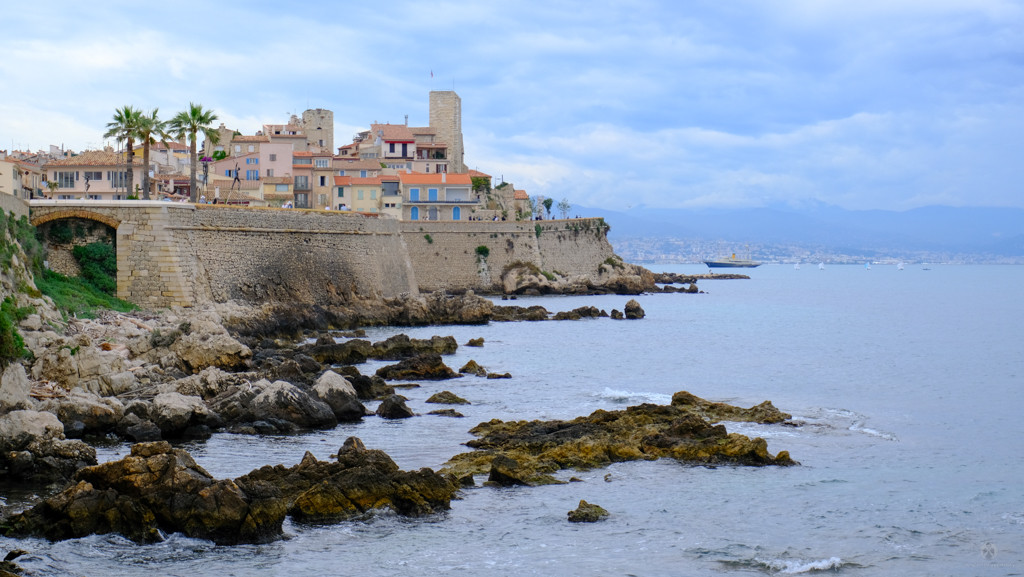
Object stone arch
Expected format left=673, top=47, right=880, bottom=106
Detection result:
left=31, top=209, right=121, bottom=231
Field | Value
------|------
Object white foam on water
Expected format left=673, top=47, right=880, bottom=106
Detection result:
left=755, top=556, right=845, bottom=574
left=849, top=421, right=899, bottom=441
left=595, top=387, right=672, bottom=405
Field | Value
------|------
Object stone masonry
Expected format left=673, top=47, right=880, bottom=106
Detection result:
left=429, top=91, right=465, bottom=173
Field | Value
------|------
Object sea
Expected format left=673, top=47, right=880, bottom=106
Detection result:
left=2, top=264, right=1022, bottom=576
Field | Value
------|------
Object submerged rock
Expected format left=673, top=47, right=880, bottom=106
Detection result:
left=428, top=409, right=465, bottom=418
left=376, top=354, right=460, bottom=381
left=568, top=500, right=609, bottom=523
left=426, top=391, right=470, bottom=405
left=491, top=305, right=550, bottom=322
left=442, top=391, right=797, bottom=480
left=6, top=442, right=286, bottom=545
left=486, top=372, right=512, bottom=379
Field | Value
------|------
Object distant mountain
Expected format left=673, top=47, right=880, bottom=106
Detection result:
left=578, top=203, right=1024, bottom=256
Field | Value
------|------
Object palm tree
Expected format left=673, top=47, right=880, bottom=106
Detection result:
left=168, top=103, right=219, bottom=203
left=103, top=105, right=142, bottom=198
left=137, top=109, right=170, bottom=200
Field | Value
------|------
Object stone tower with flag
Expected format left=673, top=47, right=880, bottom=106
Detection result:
left=428, top=91, right=465, bottom=173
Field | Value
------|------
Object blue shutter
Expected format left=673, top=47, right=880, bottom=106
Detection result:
left=453, top=207, right=461, bottom=220
left=411, top=207, right=419, bottom=220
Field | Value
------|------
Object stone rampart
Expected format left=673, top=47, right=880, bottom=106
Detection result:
left=0, top=193, right=30, bottom=220
left=401, top=218, right=614, bottom=292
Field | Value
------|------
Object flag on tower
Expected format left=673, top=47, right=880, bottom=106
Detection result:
left=431, top=70, right=433, bottom=78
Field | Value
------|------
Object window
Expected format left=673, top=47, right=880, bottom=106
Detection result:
left=225, top=169, right=237, bottom=177
left=247, top=145, right=254, bottom=152
left=56, top=171, right=76, bottom=188
left=215, top=146, right=224, bottom=152
left=294, top=158, right=312, bottom=165
left=109, top=171, right=126, bottom=188
left=424, top=164, right=431, bottom=173
left=410, top=188, right=419, bottom=201
left=370, top=208, right=377, bottom=213
left=266, top=169, right=274, bottom=177
left=318, top=194, right=327, bottom=206
left=437, top=164, right=446, bottom=173
left=113, top=195, right=127, bottom=200
left=246, top=158, right=259, bottom=164
left=295, top=193, right=309, bottom=208
left=370, top=189, right=376, bottom=200
left=269, top=154, right=277, bottom=161
left=58, top=194, right=75, bottom=200
left=337, top=187, right=344, bottom=197
left=410, top=207, right=419, bottom=220
left=428, top=188, right=438, bottom=201
left=87, top=195, right=102, bottom=200
left=275, top=184, right=289, bottom=192
left=319, top=139, right=324, bottom=146
left=295, top=176, right=309, bottom=190
left=83, top=171, right=102, bottom=181
left=337, top=170, right=345, bottom=176
left=315, top=158, right=329, bottom=168
left=453, top=207, right=461, bottom=220
left=319, top=176, right=326, bottom=186
left=389, top=143, right=395, bottom=153
left=246, top=170, right=259, bottom=180
left=357, top=190, right=364, bottom=200
left=360, top=170, right=367, bottom=178
left=234, top=145, right=241, bottom=152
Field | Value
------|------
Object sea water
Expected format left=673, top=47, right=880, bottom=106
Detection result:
left=3, top=264, right=1023, bottom=576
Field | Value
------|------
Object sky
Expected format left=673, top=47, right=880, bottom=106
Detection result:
left=1, top=0, right=1022, bottom=211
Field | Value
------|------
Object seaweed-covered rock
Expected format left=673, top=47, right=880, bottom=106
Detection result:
left=624, top=299, right=645, bottom=319
left=442, top=392, right=797, bottom=480
left=459, top=360, right=487, bottom=377
left=6, top=442, right=286, bottom=545
left=376, top=354, right=460, bottom=381
left=375, top=395, right=414, bottom=419
left=466, top=338, right=484, bottom=347
left=235, top=437, right=457, bottom=524
left=670, top=391, right=791, bottom=424
left=568, top=500, right=609, bottom=523
left=486, top=372, right=512, bottom=379
left=610, top=309, right=624, bottom=320
left=426, top=391, right=470, bottom=405
left=369, top=335, right=458, bottom=360
left=428, top=409, right=465, bottom=418
left=303, top=339, right=374, bottom=366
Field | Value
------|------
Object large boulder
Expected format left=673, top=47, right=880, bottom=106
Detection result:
left=312, top=371, right=365, bottom=422
left=624, top=299, right=645, bottom=319
left=369, top=334, right=458, bottom=360
left=172, top=320, right=253, bottom=372
left=151, top=392, right=219, bottom=438
left=302, top=339, right=374, bottom=366
left=74, top=346, right=131, bottom=395
left=56, top=389, right=125, bottom=434
left=568, top=500, right=610, bottom=523
left=6, top=442, right=286, bottom=545
left=208, top=380, right=336, bottom=430
left=0, top=363, right=33, bottom=411
left=0, top=410, right=97, bottom=483
left=376, top=354, right=460, bottom=381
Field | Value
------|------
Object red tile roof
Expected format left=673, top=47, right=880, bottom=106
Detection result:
left=333, top=176, right=351, bottom=186
left=350, top=177, right=382, bottom=185
left=514, top=190, right=529, bottom=200
left=468, top=169, right=492, bottom=179
left=369, top=123, right=415, bottom=142
left=263, top=176, right=293, bottom=184
left=45, top=150, right=146, bottom=167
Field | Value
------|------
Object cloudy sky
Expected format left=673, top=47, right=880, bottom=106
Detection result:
left=2, top=0, right=1022, bottom=211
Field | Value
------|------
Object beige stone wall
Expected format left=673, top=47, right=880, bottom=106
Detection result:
left=0, top=192, right=29, bottom=219
left=301, top=109, right=334, bottom=153
left=400, top=218, right=613, bottom=292
left=429, top=91, right=465, bottom=173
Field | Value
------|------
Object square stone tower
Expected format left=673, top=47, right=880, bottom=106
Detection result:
left=429, top=91, right=465, bottom=173
left=301, top=108, right=334, bottom=153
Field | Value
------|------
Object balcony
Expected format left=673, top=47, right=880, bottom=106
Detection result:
left=294, top=181, right=311, bottom=191
left=406, top=199, right=479, bottom=204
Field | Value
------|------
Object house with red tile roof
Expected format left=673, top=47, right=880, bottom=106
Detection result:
left=42, top=150, right=146, bottom=200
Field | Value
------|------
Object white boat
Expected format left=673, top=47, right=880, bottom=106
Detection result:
left=794, top=263, right=801, bottom=270
left=897, top=262, right=904, bottom=270
left=865, top=263, right=871, bottom=270
left=818, top=262, right=825, bottom=270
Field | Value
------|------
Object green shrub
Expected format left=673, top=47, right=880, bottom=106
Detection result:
left=475, top=245, right=490, bottom=258
left=0, top=297, right=32, bottom=366
left=535, top=223, right=543, bottom=238
left=72, top=242, right=118, bottom=295
left=48, top=222, right=73, bottom=244
left=425, top=234, right=433, bottom=244
left=541, top=270, right=556, bottom=281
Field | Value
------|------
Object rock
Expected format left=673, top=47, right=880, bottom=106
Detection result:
left=57, top=389, right=124, bottom=434
left=312, top=371, right=366, bottom=422
left=459, top=360, right=487, bottom=376
left=172, top=320, right=253, bottom=372
left=376, top=354, right=460, bottom=381
left=6, top=442, right=286, bottom=545
left=428, top=409, right=465, bottom=418
left=0, top=410, right=97, bottom=483
left=552, top=311, right=581, bottom=320
left=624, top=299, right=645, bottom=319
left=294, top=354, right=323, bottom=374
left=249, top=382, right=337, bottom=429
left=426, top=391, right=470, bottom=405
left=235, top=439, right=457, bottom=525
left=207, top=380, right=337, bottom=430
left=669, top=391, right=792, bottom=424
left=342, top=371, right=394, bottom=400
left=442, top=392, right=797, bottom=481
left=466, top=338, right=484, bottom=347
left=610, top=309, right=624, bottom=320
left=369, top=334, right=458, bottom=360
left=303, top=339, right=373, bottom=365
left=486, top=372, right=512, bottom=379
left=74, top=346, right=130, bottom=395
left=0, top=364, right=33, bottom=411
left=124, top=399, right=152, bottom=420
left=375, top=395, right=415, bottom=419
left=151, top=392, right=218, bottom=437
left=125, top=420, right=162, bottom=443
left=486, top=455, right=531, bottom=487
left=491, top=305, right=550, bottom=322
left=19, top=314, right=43, bottom=332
left=568, top=500, right=609, bottom=523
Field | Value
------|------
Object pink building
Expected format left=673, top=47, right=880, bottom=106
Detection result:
left=44, top=150, right=145, bottom=200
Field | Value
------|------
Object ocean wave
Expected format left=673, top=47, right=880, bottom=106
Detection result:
left=594, top=387, right=672, bottom=405
left=848, top=421, right=899, bottom=441
left=754, top=556, right=847, bottom=574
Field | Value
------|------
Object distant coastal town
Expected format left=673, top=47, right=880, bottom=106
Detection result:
left=0, top=90, right=572, bottom=223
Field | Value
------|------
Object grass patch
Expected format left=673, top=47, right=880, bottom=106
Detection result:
left=72, top=242, right=117, bottom=294
left=0, top=296, right=34, bottom=365
left=35, top=270, right=137, bottom=320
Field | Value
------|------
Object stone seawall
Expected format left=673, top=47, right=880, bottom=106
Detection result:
left=400, top=219, right=615, bottom=293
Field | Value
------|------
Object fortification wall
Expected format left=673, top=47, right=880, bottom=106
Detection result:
left=177, top=206, right=416, bottom=305
left=400, top=218, right=613, bottom=292
left=0, top=193, right=30, bottom=219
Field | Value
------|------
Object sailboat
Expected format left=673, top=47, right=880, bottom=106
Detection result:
left=794, top=263, right=801, bottom=270
left=865, top=263, right=871, bottom=270
left=897, top=262, right=904, bottom=270
left=818, top=262, right=825, bottom=270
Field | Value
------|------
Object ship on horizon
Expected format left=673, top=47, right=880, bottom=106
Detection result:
left=703, top=246, right=762, bottom=268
